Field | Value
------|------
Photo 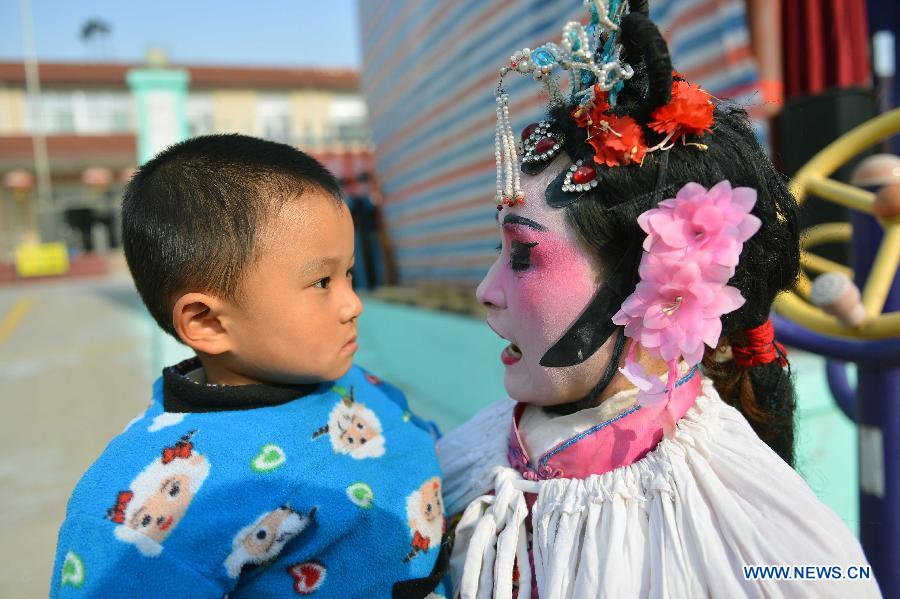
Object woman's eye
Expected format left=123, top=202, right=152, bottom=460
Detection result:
left=510, top=240, right=538, bottom=272
left=314, top=277, right=331, bottom=289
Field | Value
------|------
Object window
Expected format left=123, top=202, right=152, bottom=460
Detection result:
left=256, top=94, right=292, bottom=143
left=25, top=91, right=75, bottom=133
left=81, top=91, right=132, bottom=133
left=328, top=95, right=369, bottom=145
left=186, top=93, right=214, bottom=137
left=25, top=89, right=133, bottom=134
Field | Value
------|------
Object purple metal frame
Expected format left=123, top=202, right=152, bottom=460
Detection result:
left=772, top=209, right=900, bottom=594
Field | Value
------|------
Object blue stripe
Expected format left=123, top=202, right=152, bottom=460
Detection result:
left=363, top=1, right=434, bottom=92
left=392, top=207, right=496, bottom=240
left=395, top=238, right=496, bottom=259
left=668, top=12, right=747, bottom=58
left=371, top=2, right=577, bottom=170
left=401, top=266, right=489, bottom=281
left=538, top=365, right=700, bottom=465
left=385, top=171, right=494, bottom=218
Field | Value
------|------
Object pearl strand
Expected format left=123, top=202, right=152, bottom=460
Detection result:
left=501, top=98, right=523, bottom=203
left=494, top=95, right=505, bottom=207
left=499, top=95, right=513, bottom=203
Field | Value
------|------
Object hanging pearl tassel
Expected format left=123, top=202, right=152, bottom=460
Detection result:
left=494, top=90, right=524, bottom=209
left=494, top=95, right=505, bottom=209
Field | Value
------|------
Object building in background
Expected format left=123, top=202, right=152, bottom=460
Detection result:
left=358, top=0, right=770, bottom=287
left=0, top=59, right=373, bottom=258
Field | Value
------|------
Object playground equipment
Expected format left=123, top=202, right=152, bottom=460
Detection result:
left=773, top=108, right=900, bottom=594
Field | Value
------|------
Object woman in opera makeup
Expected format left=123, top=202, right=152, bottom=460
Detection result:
left=437, top=2, right=879, bottom=597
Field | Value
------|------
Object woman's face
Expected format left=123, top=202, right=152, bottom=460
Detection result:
left=476, top=156, right=620, bottom=406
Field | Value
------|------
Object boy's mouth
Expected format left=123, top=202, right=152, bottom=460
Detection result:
left=341, top=336, right=359, bottom=356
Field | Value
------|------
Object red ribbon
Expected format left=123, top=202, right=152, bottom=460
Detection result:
left=107, top=490, right=133, bottom=524
left=411, top=530, right=431, bottom=552
left=731, top=319, right=788, bottom=368
left=162, top=440, right=193, bottom=464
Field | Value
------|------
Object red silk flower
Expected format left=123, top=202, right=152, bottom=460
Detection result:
left=572, top=86, right=647, bottom=168
left=648, top=79, right=714, bottom=140
left=588, top=113, right=647, bottom=167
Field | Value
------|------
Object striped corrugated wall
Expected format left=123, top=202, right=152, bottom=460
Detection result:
left=359, top=0, right=761, bottom=286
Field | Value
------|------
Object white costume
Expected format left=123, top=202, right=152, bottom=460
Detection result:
left=439, top=378, right=880, bottom=598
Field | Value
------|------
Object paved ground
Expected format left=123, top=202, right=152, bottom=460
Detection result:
left=0, top=262, right=859, bottom=597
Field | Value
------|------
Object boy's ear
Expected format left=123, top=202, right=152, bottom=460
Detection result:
left=171, top=292, right=233, bottom=355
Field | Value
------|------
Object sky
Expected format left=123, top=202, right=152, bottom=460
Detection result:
left=0, top=0, right=361, bottom=68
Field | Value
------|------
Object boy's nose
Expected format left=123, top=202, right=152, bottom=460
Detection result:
left=342, top=288, right=363, bottom=323
left=476, top=263, right=505, bottom=309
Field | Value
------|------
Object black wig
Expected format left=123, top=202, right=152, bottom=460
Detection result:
left=532, top=12, right=801, bottom=465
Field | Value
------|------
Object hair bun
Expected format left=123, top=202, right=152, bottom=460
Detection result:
left=619, top=12, right=673, bottom=120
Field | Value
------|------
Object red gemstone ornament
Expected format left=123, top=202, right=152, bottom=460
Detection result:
left=521, top=123, right=540, bottom=141
left=572, top=165, right=596, bottom=184
left=534, top=136, right=557, bottom=154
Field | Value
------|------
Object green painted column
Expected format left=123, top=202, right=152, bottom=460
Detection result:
left=126, top=68, right=190, bottom=165
left=125, top=65, right=190, bottom=377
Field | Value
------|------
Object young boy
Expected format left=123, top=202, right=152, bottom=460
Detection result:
left=50, top=135, right=448, bottom=598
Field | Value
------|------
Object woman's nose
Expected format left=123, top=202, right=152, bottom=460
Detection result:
left=476, top=263, right=506, bottom=309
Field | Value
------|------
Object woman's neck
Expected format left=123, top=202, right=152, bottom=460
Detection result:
left=543, top=340, right=669, bottom=415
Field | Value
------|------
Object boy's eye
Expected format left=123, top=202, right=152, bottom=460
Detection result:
left=313, top=277, right=331, bottom=289
left=346, top=268, right=354, bottom=279
left=510, top=240, right=538, bottom=272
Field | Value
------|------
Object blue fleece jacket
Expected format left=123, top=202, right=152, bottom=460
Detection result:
left=50, top=365, right=448, bottom=598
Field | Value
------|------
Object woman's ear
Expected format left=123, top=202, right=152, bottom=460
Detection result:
left=171, top=292, right=234, bottom=355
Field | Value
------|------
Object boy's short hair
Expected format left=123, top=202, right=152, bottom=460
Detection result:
left=122, top=134, right=342, bottom=339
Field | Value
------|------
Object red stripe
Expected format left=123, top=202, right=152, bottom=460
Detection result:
left=398, top=253, right=497, bottom=269
left=390, top=193, right=490, bottom=228
left=379, top=70, right=499, bottom=165
left=665, top=0, right=720, bottom=40
left=370, top=0, right=512, bottom=123
left=383, top=91, right=546, bottom=203
left=387, top=157, right=494, bottom=204
left=371, top=0, right=462, bottom=97
left=684, top=45, right=755, bottom=83
left=364, top=0, right=426, bottom=89
left=393, top=224, right=498, bottom=249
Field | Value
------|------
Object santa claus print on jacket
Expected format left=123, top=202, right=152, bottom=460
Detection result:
left=404, top=476, right=445, bottom=562
left=224, top=505, right=316, bottom=578
left=312, top=385, right=385, bottom=459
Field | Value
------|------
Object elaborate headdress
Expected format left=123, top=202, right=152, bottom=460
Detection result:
left=492, top=0, right=796, bottom=441
left=494, top=0, right=713, bottom=210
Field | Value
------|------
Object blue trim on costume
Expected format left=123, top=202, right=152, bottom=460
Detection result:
left=537, top=365, right=700, bottom=466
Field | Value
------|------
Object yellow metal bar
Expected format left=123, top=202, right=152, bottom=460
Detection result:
left=801, top=222, right=852, bottom=249
left=795, top=271, right=812, bottom=301
left=0, top=298, right=32, bottom=345
left=774, top=291, right=900, bottom=339
left=801, top=251, right=853, bottom=277
left=791, top=108, right=900, bottom=205
left=861, top=225, right=900, bottom=316
left=805, top=177, right=875, bottom=214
